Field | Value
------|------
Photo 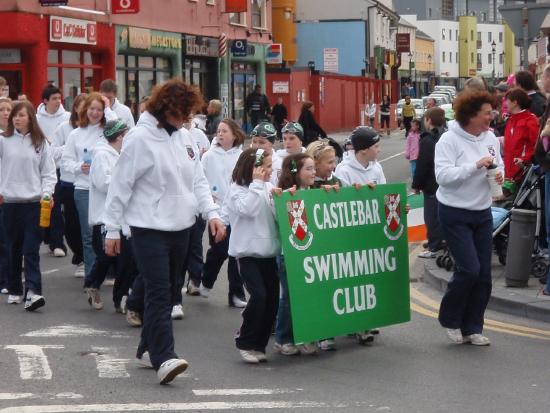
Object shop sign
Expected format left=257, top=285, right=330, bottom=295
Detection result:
left=123, top=27, right=181, bottom=51
left=50, top=16, right=97, bottom=45
left=396, top=33, right=410, bottom=53
left=224, top=0, right=247, bottom=13
left=266, top=43, right=283, bottom=64
left=323, top=48, right=338, bottom=73
left=231, top=39, right=248, bottom=57
left=273, top=185, right=410, bottom=343
left=184, top=35, right=219, bottom=58
left=111, top=0, right=140, bottom=14
left=0, top=49, right=21, bottom=64
left=272, top=81, right=289, bottom=94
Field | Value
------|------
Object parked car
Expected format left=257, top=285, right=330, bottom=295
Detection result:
left=428, top=93, right=450, bottom=104
left=434, top=85, right=457, bottom=97
left=396, top=98, right=424, bottom=127
left=431, top=90, right=454, bottom=102
left=440, top=103, right=455, bottom=121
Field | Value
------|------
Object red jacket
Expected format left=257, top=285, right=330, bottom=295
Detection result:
left=504, top=110, right=539, bottom=181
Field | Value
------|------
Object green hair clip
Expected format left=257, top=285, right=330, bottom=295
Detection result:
left=253, top=148, right=265, bottom=166
left=290, top=159, right=298, bottom=174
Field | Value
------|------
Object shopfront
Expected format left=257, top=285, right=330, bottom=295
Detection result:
left=116, top=26, right=182, bottom=118
left=0, top=12, right=115, bottom=107
left=182, top=35, right=219, bottom=101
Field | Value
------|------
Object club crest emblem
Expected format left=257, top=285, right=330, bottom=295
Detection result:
left=487, top=145, right=496, bottom=157
left=286, top=200, right=314, bottom=251
left=186, top=145, right=196, bottom=160
left=383, top=194, right=404, bottom=241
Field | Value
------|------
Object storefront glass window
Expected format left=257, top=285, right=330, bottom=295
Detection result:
left=84, top=52, right=92, bottom=65
left=139, top=71, right=154, bottom=99
left=47, top=67, right=59, bottom=87
left=63, top=68, right=81, bottom=111
left=62, top=50, right=80, bottom=65
left=116, top=55, right=125, bottom=67
left=48, top=50, right=59, bottom=64
left=138, top=56, right=154, bottom=68
left=84, top=68, right=94, bottom=93
left=127, top=56, right=136, bottom=68
left=156, top=57, right=170, bottom=70
left=157, top=71, right=170, bottom=85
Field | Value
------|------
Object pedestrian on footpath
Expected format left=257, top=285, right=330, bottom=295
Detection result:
left=0, top=101, right=57, bottom=310
left=200, top=119, right=247, bottom=308
left=99, top=79, right=135, bottom=128
left=225, top=148, right=281, bottom=363
left=405, top=119, right=421, bottom=178
left=0, top=97, right=12, bottom=295
left=380, top=95, right=391, bottom=136
left=274, top=153, right=319, bottom=356
left=298, top=102, right=327, bottom=146
left=401, top=95, right=416, bottom=138
left=412, top=107, right=447, bottom=259
left=205, top=99, right=222, bottom=141
left=62, top=93, right=115, bottom=288
left=435, top=89, right=503, bottom=346
left=103, top=79, right=224, bottom=384
left=271, top=97, right=288, bottom=141
left=53, top=94, right=86, bottom=276
left=366, top=99, right=376, bottom=128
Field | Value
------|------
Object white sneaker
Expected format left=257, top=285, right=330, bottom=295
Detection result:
left=356, top=331, right=375, bottom=345
left=297, top=342, right=318, bottom=355
left=7, top=294, right=23, bottom=304
left=171, top=304, right=184, bottom=320
left=230, top=295, right=248, bottom=308
left=136, top=351, right=153, bottom=368
left=86, top=288, right=104, bottom=310
left=53, top=248, right=66, bottom=257
left=464, top=334, right=491, bottom=346
left=74, top=264, right=85, bottom=278
left=24, top=293, right=45, bottom=312
left=157, top=358, right=188, bottom=384
left=103, top=278, right=115, bottom=287
left=253, top=351, right=267, bottom=362
left=126, top=310, right=142, bottom=327
left=418, top=250, right=437, bottom=258
left=1, top=287, right=9, bottom=294
left=199, top=284, right=211, bottom=298
left=186, top=281, right=200, bottom=296
left=119, top=295, right=127, bottom=314
left=318, top=339, right=336, bottom=351
left=239, top=350, right=260, bottom=364
left=445, top=328, right=464, bottom=344
left=274, top=342, right=299, bottom=356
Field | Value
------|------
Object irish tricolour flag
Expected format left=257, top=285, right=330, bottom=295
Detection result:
left=407, top=193, right=427, bottom=243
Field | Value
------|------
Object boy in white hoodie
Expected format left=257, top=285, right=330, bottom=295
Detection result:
left=249, top=122, right=280, bottom=185
left=271, top=121, right=306, bottom=184
left=200, top=119, right=246, bottom=307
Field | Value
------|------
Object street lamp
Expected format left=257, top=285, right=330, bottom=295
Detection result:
left=491, top=40, right=496, bottom=82
left=428, top=54, right=433, bottom=93
left=408, top=52, right=414, bottom=96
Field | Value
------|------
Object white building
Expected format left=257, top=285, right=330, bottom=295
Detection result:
left=477, top=23, right=505, bottom=79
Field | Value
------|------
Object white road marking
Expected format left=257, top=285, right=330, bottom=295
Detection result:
left=42, top=269, right=60, bottom=275
left=4, top=345, right=64, bottom=380
left=0, top=401, right=333, bottom=412
left=89, top=347, right=130, bottom=379
left=379, top=152, right=404, bottom=164
left=0, top=393, right=82, bottom=401
left=22, top=325, right=129, bottom=339
left=192, top=389, right=300, bottom=396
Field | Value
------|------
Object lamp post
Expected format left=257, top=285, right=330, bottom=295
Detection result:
left=408, top=51, right=414, bottom=97
left=491, top=40, right=496, bottom=82
left=428, top=54, right=433, bottom=93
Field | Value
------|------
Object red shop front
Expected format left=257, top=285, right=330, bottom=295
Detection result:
left=0, top=12, right=115, bottom=108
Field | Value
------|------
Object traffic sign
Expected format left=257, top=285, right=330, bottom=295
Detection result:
left=111, top=0, right=140, bottom=14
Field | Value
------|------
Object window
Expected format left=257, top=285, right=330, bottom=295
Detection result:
left=456, top=30, right=458, bottom=41
left=470, top=30, right=474, bottom=41
left=449, top=52, right=452, bottom=63
left=442, top=29, right=446, bottom=40
left=251, top=0, right=267, bottom=28
left=229, top=12, right=246, bottom=25
left=442, top=51, right=446, bottom=62
left=47, top=49, right=102, bottom=111
left=477, top=31, right=481, bottom=41
left=499, top=32, right=503, bottom=43
left=449, top=29, right=452, bottom=40
left=429, top=8, right=432, bottom=17
left=456, top=52, right=458, bottom=62
left=499, top=54, right=504, bottom=64
left=206, top=0, right=216, bottom=4
left=488, top=32, right=492, bottom=43
left=488, top=53, right=492, bottom=64
left=471, top=52, right=474, bottom=64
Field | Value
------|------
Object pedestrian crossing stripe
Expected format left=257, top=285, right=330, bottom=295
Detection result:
left=407, top=193, right=426, bottom=243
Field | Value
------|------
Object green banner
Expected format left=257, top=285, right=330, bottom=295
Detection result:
left=274, top=184, right=411, bottom=343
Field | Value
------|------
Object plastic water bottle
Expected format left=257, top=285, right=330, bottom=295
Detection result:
left=83, top=148, right=92, bottom=165
left=39, top=196, right=52, bottom=228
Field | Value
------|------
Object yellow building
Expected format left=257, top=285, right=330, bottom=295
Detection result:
left=272, top=0, right=297, bottom=65
left=415, top=31, right=435, bottom=94
left=459, top=16, right=478, bottom=78
left=504, top=23, right=515, bottom=77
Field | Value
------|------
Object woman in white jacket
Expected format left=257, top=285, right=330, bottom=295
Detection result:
left=103, top=80, right=225, bottom=385
left=223, top=148, right=281, bottom=363
left=435, top=89, right=503, bottom=346
left=62, top=93, right=115, bottom=286
left=200, top=118, right=246, bottom=307
left=0, top=101, right=57, bottom=311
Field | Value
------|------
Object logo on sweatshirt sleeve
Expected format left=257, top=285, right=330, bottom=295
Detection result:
left=185, top=145, right=196, bottom=160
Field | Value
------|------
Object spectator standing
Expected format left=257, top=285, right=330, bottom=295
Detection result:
left=205, top=99, right=222, bottom=141
left=401, top=95, right=416, bottom=137
left=271, top=97, right=288, bottom=141
left=0, top=97, right=12, bottom=294
left=245, top=85, right=270, bottom=128
left=515, top=70, right=547, bottom=118
left=435, top=89, right=503, bottom=346
left=405, top=119, right=421, bottom=178
left=99, top=79, right=135, bottom=128
left=380, top=95, right=391, bottom=136
left=366, top=99, right=376, bottom=128
left=298, top=101, right=327, bottom=146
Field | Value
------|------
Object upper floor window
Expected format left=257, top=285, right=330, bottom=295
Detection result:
left=251, top=0, right=267, bottom=28
left=229, top=12, right=246, bottom=25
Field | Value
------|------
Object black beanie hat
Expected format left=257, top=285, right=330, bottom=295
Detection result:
left=350, top=126, right=380, bottom=151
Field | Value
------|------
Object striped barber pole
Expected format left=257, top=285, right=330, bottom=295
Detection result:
left=407, top=193, right=427, bottom=243
left=219, top=33, right=227, bottom=57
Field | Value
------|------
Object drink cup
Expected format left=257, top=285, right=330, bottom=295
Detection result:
left=487, top=167, right=503, bottom=198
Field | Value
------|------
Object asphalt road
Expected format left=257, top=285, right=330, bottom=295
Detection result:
left=1, top=132, right=549, bottom=413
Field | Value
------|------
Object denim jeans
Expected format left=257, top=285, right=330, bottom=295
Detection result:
left=438, top=203, right=493, bottom=335
left=74, top=189, right=96, bottom=284
left=274, top=255, right=294, bottom=345
left=2, top=203, right=43, bottom=296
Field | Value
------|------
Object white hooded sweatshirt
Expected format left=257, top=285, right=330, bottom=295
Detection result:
left=89, top=140, right=118, bottom=227
left=52, top=120, right=75, bottom=179
left=36, top=103, right=70, bottom=142
left=335, top=153, right=386, bottom=187
left=61, top=123, right=105, bottom=190
left=103, top=111, right=219, bottom=239
left=0, top=131, right=57, bottom=202
left=201, top=144, right=242, bottom=206
left=111, top=99, right=135, bottom=128
left=223, top=180, right=281, bottom=258
left=271, top=147, right=305, bottom=186
left=435, top=120, right=503, bottom=211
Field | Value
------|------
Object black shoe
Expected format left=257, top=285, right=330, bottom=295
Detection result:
left=422, top=241, right=429, bottom=249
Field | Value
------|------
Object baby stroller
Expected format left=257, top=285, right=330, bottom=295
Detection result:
left=436, top=165, right=548, bottom=278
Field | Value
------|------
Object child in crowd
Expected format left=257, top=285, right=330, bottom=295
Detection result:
left=200, top=119, right=247, bottom=307
left=405, top=119, right=421, bottom=178
left=272, top=121, right=306, bottom=184
left=249, top=122, right=280, bottom=185
left=274, top=153, right=319, bottom=356
left=0, top=101, right=57, bottom=310
left=86, top=120, right=133, bottom=312
left=0, top=97, right=12, bottom=295
left=224, top=148, right=281, bottom=363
